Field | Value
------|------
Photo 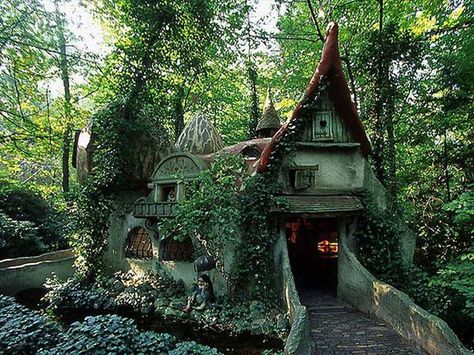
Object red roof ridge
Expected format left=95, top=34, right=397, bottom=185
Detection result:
left=258, top=22, right=371, bottom=173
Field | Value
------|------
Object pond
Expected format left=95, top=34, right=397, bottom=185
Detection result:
left=15, top=288, right=284, bottom=355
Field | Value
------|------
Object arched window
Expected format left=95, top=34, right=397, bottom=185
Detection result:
left=125, top=227, right=153, bottom=259
left=160, top=236, right=194, bottom=262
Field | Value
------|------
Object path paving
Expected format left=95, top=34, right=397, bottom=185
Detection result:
left=299, top=289, right=426, bottom=355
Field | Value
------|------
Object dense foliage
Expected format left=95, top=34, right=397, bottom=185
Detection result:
left=356, top=196, right=474, bottom=345
left=160, top=154, right=284, bottom=299
left=44, top=269, right=288, bottom=340
left=0, top=185, right=68, bottom=258
left=0, top=295, right=220, bottom=354
left=0, top=295, right=61, bottom=354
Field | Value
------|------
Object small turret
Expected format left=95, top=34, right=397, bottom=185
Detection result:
left=256, top=88, right=281, bottom=138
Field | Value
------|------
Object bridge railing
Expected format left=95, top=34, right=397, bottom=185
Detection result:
left=0, top=249, right=75, bottom=296
left=276, top=233, right=311, bottom=355
left=338, top=240, right=470, bottom=355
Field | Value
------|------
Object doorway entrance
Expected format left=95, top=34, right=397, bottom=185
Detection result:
left=285, top=218, right=339, bottom=292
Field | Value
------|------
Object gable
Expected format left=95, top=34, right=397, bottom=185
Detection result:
left=258, top=22, right=371, bottom=173
left=299, top=88, right=354, bottom=144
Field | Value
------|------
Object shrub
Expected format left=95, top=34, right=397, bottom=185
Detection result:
left=170, top=341, right=220, bottom=355
left=0, top=211, right=44, bottom=257
left=44, top=270, right=185, bottom=314
left=40, top=315, right=216, bottom=355
left=0, top=187, right=68, bottom=258
left=0, top=295, right=61, bottom=354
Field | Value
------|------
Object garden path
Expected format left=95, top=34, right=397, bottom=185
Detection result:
left=299, top=289, right=426, bottom=355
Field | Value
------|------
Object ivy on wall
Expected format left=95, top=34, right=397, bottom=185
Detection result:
left=355, top=196, right=410, bottom=288
left=159, top=154, right=244, bottom=283
left=70, top=96, right=167, bottom=281
left=159, top=154, right=284, bottom=301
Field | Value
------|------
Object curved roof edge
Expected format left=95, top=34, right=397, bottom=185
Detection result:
left=258, top=23, right=371, bottom=173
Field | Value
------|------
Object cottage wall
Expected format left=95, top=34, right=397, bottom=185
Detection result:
left=106, top=191, right=229, bottom=295
left=279, top=148, right=366, bottom=192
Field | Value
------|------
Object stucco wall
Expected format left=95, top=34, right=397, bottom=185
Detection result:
left=338, top=240, right=470, bottom=355
left=362, top=160, right=387, bottom=211
left=0, top=249, right=75, bottom=295
left=106, top=194, right=228, bottom=295
left=280, top=148, right=366, bottom=191
left=275, top=232, right=311, bottom=355
left=362, top=160, right=417, bottom=264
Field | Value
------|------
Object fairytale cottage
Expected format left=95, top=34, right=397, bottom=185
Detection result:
left=91, top=23, right=413, bottom=295
left=67, top=23, right=472, bottom=355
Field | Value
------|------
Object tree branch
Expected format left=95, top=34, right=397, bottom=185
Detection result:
left=251, top=33, right=319, bottom=43
left=341, top=44, right=358, bottom=110
left=306, top=0, right=325, bottom=42
left=426, top=20, right=474, bottom=36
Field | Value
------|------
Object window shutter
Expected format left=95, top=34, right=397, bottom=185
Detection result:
left=295, top=170, right=313, bottom=190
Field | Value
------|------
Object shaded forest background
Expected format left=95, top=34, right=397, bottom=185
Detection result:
left=0, top=0, right=472, bottom=346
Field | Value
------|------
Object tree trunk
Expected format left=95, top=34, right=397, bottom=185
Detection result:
left=55, top=1, right=72, bottom=193
left=174, top=86, right=185, bottom=140
left=372, top=0, right=385, bottom=185
left=248, top=64, right=259, bottom=138
left=443, top=129, right=451, bottom=201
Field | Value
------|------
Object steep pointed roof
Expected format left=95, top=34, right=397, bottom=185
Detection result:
left=175, top=112, right=224, bottom=155
left=258, top=23, right=371, bottom=173
left=256, top=88, right=281, bottom=131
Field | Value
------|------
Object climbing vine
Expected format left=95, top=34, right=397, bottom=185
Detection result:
left=159, top=154, right=285, bottom=301
left=235, top=172, right=285, bottom=300
left=354, top=196, right=411, bottom=288
left=159, top=154, right=244, bottom=283
left=70, top=96, right=167, bottom=281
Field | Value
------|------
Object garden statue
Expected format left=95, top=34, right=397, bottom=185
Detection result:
left=183, top=274, right=215, bottom=312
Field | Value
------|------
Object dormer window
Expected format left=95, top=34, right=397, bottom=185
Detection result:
left=312, top=111, right=333, bottom=140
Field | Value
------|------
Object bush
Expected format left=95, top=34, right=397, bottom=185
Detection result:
left=0, top=211, right=44, bottom=257
left=0, top=295, right=61, bottom=354
left=40, top=315, right=171, bottom=354
left=170, top=341, right=220, bottom=355
left=40, top=315, right=219, bottom=355
left=1, top=296, right=221, bottom=355
left=0, top=187, right=68, bottom=258
left=44, top=270, right=186, bottom=314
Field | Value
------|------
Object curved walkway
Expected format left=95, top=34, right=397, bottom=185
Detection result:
left=299, top=289, right=426, bottom=355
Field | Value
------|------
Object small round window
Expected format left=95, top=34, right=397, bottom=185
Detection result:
left=125, top=227, right=153, bottom=259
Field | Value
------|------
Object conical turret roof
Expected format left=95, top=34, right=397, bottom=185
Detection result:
left=256, top=88, right=281, bottom=131
left=175, top=112, right=224, bottom=155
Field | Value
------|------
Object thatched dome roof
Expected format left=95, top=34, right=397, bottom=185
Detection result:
left=175, top=112, right=224, bottom=155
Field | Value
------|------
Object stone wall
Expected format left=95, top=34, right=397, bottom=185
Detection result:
left=0, top=249, right=75, bottom=295
left=338, top=240, right=471, bottom=355
left=275, top=232, right=311, bottom=355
